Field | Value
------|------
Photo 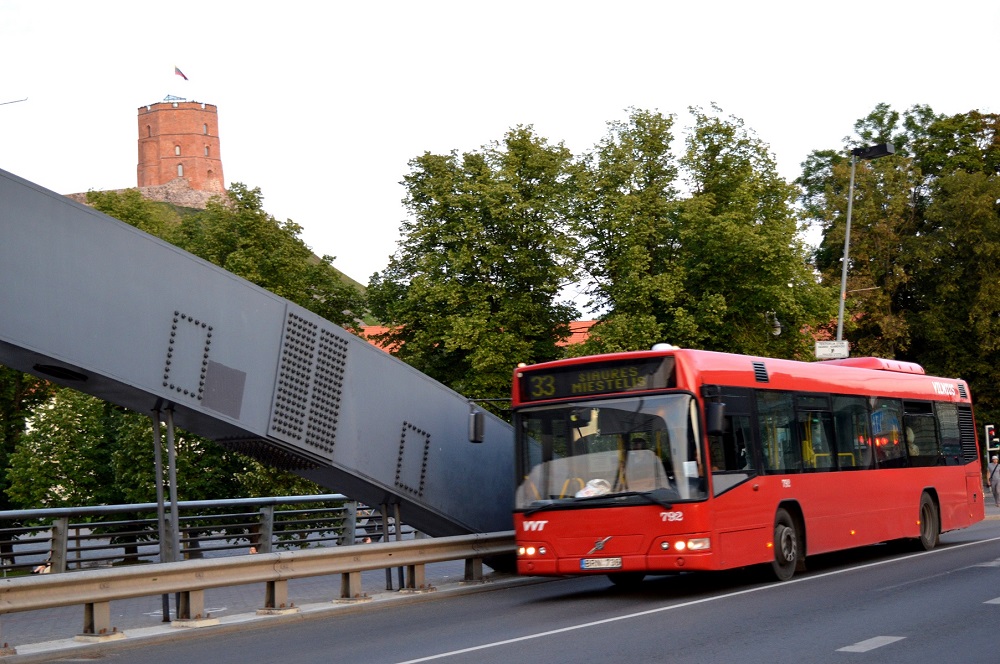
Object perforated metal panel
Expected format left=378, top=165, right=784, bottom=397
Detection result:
left=308, top=329, right=348, bottom=451
left=270, top=311, right=317, bottom=444
left=216, top=437, right=321, bottom=472
left=268, top=312, right=347, bottom=460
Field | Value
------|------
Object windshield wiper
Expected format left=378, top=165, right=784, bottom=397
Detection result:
left=572, top=487, right=675, bottom=509
left=522, top=500, right=559, bottom=516
left=613, top=488, right=675, bottom=509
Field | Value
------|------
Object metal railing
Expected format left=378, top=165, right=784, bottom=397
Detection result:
left=0, top=530, right=516, bottom=649
left=0, top=495, right=411, bottom=576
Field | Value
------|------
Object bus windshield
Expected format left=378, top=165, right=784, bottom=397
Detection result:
left=514, top=393, right=707, bottom=510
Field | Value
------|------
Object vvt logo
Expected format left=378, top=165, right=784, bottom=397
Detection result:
left=522, top=520, right=548, bottom=532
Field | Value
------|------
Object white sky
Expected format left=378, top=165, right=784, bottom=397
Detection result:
left=2, top=0, right=996, bottom=285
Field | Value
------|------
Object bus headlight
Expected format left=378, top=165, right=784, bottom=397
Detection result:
left=684, top=538, right=711, bottom=551
left=661, top=538, right=711, bottom=552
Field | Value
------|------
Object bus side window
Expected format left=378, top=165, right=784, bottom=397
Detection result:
left=872, top=398, right=906, bottom=469
left=903, top=404, right=941, bottom=467
left=709, top=414, right=755, bottom=496
left=832, top=395, right=871, bottom=470
left=709, top=415, right=754, bottom=473
left=935, top=402, right=962, bottom=465
left=756, top=391, right=800, bottom=473
left=799, top=411, right=835, bottom=471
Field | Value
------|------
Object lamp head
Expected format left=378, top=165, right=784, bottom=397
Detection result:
left=766, top=311, right=781, bottom=336
left=851, top=143, right=894, bottom=160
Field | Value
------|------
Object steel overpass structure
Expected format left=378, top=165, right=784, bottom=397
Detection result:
left=0, top=168, right=514, bottom=537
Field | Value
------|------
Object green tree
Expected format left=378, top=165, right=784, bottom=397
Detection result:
left=812, top=152, right=917, bottom=358
left=577, top=106, right=835, bottom=358
left=368, top=127, right=579, bottom=405
left=0, top=369, right=52, bottom=509
left=86, top=188, right=178, bottom=240
left=7, top=390, right=116, bottom=508
left=909, top=171, right=1000, bottom=421
left=905, top=106, right=1000, bottom=180
left=108, top=408, right=246, bottom=504
left=802, top=104, right=921, bottom=357
left=677, top=105, right=833, bottom=357
left=800, top=103, right=1000, bottom=426
left=571, top=108, right=682, bottom=353
left=176, top=183, right=364, bottom=328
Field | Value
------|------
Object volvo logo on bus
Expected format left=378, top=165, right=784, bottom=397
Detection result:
left=932, top=381, right=957, bottom=396
left=588, top=536, right=613, bottom=554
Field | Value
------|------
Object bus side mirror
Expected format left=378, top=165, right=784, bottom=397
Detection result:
left=469, top=409, right=485, bottom=443
left=706, top=402, right=725, bottom=436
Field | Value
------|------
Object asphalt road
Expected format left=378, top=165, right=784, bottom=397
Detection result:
left=10, top=515, right=1000, bottom=664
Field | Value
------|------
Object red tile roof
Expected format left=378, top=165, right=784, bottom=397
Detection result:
left=563, top=320, right=596, bottom=346
left=358, top=321, right=597, bottom=354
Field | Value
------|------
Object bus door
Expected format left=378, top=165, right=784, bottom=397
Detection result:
left=705, top=385, right=772, bottom=566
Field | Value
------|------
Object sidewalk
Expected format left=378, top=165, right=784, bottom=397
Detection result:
left=984, top=493, right=1000, bottom=520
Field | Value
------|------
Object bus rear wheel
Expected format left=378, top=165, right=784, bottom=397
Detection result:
left=915, top=493, right=940, bottom=551
left=770, top=508, right=799, bottom=582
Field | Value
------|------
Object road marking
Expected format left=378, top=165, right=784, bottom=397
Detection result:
left=394, top=537, right=1000, bottom=664
left=974, top=558, right=1000, bottom=567
left=837, top=636, right=905, bottom=652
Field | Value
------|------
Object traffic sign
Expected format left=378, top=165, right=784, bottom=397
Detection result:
left=815, top=340, right=849, bottom=359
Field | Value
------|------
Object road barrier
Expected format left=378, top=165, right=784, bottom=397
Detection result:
left=0, top=530, right=515, bottom=650
left=0, top=495, right=410, bottom=575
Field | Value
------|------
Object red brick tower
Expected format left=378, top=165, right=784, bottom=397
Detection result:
left=137, top=100, right=225, bottom=192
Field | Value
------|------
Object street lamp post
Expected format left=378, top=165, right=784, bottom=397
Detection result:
left=836, top=142, right=895, bottom=344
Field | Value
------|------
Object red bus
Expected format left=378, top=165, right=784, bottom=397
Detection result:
left=512, top=346, right=984, bottom=583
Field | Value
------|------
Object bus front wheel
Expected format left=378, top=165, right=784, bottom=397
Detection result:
left=770, top=508, right=799, bottom=582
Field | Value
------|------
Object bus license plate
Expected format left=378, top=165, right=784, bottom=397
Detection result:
left=580, top=557, right=622, bottom=570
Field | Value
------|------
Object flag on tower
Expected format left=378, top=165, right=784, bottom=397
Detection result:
left=174, top=66, right=188, bottom=81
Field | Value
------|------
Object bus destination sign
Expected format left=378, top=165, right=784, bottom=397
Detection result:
left=519, top=357, right=675, bottom=402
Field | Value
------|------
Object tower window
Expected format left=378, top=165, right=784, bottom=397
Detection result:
left=204, top=145, right=210, bottom=156
left=177, top=164, right=184, bottom=177
left=147, top=125, right=152, bottom=138
left=175, top=145, right=181, bottom=156
left=203, top=123, right=208, bottom=135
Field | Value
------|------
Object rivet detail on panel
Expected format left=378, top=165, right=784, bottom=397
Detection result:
left=395, top=422, right=430, bottom=498
left=162, top=312, right=212, bottom=402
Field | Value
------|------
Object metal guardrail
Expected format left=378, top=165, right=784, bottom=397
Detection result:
left=0, top=531, right=516, bottom=649
left=0, top=495, right=411, bottom=575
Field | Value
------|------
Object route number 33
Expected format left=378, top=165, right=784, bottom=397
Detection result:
left=528, top=375, right=555, bottom=398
